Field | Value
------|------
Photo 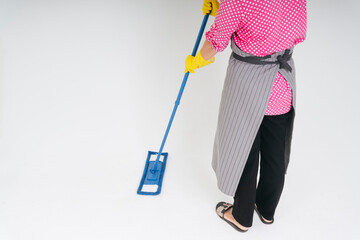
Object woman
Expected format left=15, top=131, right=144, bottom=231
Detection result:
left=185, top=0, right=307, bottom=232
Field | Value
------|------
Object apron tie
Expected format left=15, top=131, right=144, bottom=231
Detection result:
left=232, top=49, right=293, bottom=72
left=276, top=49, right=292, bottom=72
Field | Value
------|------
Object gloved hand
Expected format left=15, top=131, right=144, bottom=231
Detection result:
left=184, top=51, right=215, bottom=74
left=202, top=0, right=220, bottom=17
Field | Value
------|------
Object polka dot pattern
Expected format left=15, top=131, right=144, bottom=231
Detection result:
left=205, top=0, right=307, bottom=115
left=264, top=73, right=292, bottom=115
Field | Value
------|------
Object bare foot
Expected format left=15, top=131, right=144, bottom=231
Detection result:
left=223, top=207, right=249, bottom=231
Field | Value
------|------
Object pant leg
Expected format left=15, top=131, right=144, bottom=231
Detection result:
left=256, top=109, right=292, bottom=221
left=232, top=122, right=262, bottom=227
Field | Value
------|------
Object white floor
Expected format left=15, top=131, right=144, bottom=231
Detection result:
left=1, top=1, right=359, bottom=240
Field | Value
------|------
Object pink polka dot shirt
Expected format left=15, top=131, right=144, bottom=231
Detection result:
left=205, top=0, right=307, bottom=115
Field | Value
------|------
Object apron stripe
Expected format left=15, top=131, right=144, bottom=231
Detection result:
left=222, top=64, right=271, bottom=193
left=220, top=63, right=253, bottom=141
left=226, top=67, right=276, bottom=193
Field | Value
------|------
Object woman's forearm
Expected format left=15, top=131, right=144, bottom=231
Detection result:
left=200, top=39, right=217, bottom=61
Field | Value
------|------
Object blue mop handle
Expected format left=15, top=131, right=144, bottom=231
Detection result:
left=151, top=14, right=210, bottom=172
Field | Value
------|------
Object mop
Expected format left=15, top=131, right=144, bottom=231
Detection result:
left=137, top=14, right=210, bottom=195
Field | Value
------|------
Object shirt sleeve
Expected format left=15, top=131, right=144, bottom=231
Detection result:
left=205, top=0, right=243, bottom=52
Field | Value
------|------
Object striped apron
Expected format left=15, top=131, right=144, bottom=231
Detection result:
left=212, top=39, right=296, bottom=196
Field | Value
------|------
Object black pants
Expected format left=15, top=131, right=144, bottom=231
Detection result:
left=232, top=107, right=293, bottom=227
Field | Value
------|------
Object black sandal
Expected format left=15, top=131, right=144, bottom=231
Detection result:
left=215, top=202, right=248, bottom=232
left=254, top=204, right=274, bottom=224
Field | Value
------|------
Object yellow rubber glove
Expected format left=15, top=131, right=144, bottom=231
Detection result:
left=184, top=51, right=215, bottom=74
left=202, top=0, right=220, bottom=17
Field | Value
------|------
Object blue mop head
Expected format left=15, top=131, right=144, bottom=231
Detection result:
left=137, top=151, right=168, bottom=195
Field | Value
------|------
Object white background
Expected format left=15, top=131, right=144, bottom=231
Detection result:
left=0, top=0, right=359, bottom=239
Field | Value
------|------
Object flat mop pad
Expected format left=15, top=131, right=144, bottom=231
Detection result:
left=137, top=151, right=168, bottom=195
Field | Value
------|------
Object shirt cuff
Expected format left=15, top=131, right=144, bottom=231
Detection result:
left=205, top=28, right=230, bottom=53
